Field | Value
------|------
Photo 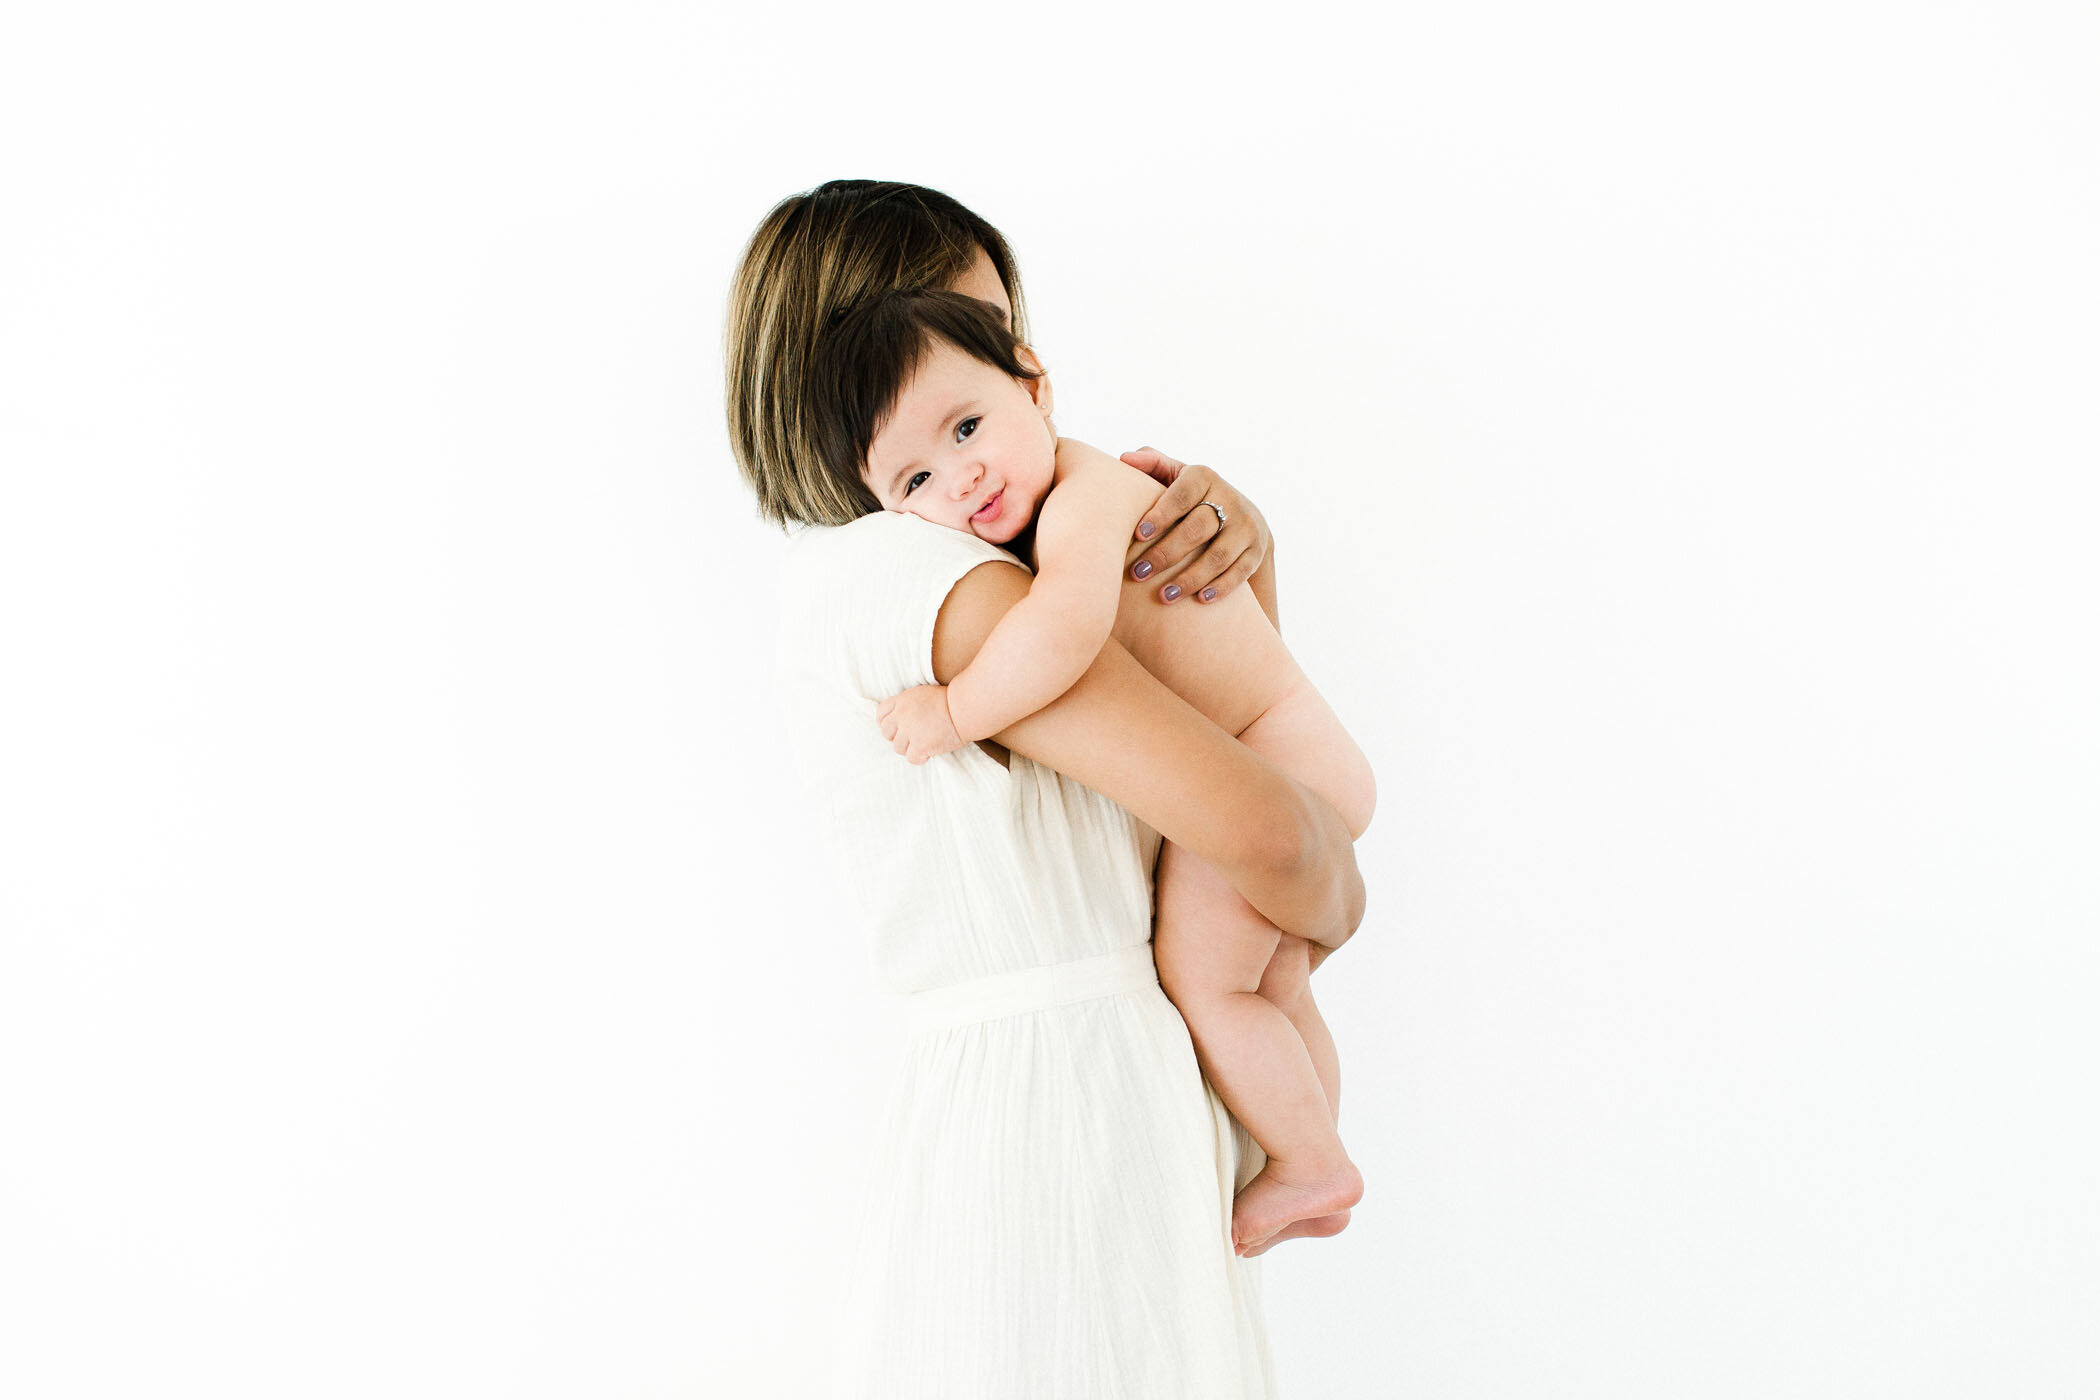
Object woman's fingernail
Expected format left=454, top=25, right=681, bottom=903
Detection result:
left=1132, top=560, right=1153, bottom=580
left=1200, top=587, right=1217, bottom=602
left=1138, top=521, right=1155, bottom=538
left=1162, top=584, right=1181, bottom=601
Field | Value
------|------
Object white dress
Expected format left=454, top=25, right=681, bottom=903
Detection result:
left=774, top=510, right=1276, bottom=1399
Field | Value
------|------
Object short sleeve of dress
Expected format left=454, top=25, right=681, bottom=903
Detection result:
left=774, top=511, right=1033, bottom=707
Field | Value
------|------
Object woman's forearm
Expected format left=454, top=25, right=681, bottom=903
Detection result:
left=933, top=559, right=1362, bottom=947
left=1234, top=768, right=1369, bottom=952
left=1016, top=665, right=1362, bottom=948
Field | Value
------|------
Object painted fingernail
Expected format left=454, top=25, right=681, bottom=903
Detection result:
left=1200, top=587, right=1218, bottom=602
left=1162, top=584, right=1181, bottom=601
left=1132, top=560, right=1153, bottom=580
left=1138, top=521, right=1155, bottom=539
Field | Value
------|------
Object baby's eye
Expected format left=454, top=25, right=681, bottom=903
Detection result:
left=903, top=471, right=930, bottom=498
left=955, top=416, right=980, bottom=442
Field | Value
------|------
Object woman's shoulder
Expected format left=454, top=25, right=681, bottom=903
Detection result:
left=784, top=510, right=1026, bottom=577
left=776, top=513, right=1030, bottom=699
left=780, top=514, right=1031, bottom=624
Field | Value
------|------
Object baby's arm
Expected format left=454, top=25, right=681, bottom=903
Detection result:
left=943, top=445, right=1132, bottom=740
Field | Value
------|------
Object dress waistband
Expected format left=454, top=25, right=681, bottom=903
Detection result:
left=902, top=943, right=1161, bottom=1035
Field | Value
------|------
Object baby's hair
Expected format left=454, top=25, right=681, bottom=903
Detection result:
left=811, top=289, right=1042, bottom=495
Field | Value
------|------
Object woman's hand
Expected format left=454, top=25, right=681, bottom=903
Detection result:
left=1121, top=448, right=1273, bottom=609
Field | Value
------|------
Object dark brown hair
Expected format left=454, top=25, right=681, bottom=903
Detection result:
left=810, top=290, right=1041, bottom=498
left=724, top=180, right=1028, bottom=528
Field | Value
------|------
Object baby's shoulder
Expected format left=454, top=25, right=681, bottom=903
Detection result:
left=1042, top=439, right=1164, bottom=535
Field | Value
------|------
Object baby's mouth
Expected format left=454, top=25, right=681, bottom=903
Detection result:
left=971, top=489, right=1004, bottom=523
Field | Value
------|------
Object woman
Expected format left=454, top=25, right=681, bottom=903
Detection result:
left=729, top=180, right=1365, bottom=1397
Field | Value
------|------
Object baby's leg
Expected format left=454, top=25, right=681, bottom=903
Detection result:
left=1232, top=932, right=1355, bottom=1256
left=1239, top=672, right=1374, bottom=1136
left=1258, top=934, right=1341, bottom=1126
left=1225, top=678, right=1377, bottom=1251
left=1154, top=838, right=1363, bottom=1256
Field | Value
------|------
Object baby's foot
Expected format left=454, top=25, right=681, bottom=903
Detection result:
left=1240, top=1208, right=1352, bottom=1258
left=1231, top=1154, right=1363, bottom=1257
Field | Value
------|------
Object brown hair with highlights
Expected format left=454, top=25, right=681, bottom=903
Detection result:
left=724, top=180, right=1028, bottom=529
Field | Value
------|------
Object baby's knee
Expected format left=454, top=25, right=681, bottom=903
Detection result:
left=1336, top=749, right=1377, bottom=840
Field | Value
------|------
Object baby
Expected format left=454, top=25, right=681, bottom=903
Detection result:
left=813, top=290, right=1377, bottom=1257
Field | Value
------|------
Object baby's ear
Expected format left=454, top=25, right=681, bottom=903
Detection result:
left=1016, top=344, right=1054, bottom=419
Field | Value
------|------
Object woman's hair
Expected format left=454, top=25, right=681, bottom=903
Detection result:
left=724, top=180, right=1029, bottom=529
left=810, top=290, right=1042, bottom=498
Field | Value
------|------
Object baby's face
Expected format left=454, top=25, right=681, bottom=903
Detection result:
left=861, top=340, right=1056, bottom=546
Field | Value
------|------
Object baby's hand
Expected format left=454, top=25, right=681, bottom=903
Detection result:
left=875, top=684, right=967, bottom=765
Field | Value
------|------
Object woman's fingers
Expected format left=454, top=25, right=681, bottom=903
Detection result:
left=1130, top=460, right=1222, bottom=560
left=1122, top=448, right=1191, bottom=543
left=1127, top=465, right=1252, bottom=603
left=1121, top=450, right=1275, bottom=604
left=1164, top=466, right=1269, bottom=604
left=1180, top=533, right=1265, bottom=604
left=1120, top=446, right=1187, bottom=502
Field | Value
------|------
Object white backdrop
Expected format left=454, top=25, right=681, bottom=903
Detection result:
left=3, top=2, right=2095, bottom=1396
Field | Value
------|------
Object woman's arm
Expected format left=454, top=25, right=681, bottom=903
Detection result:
left=933, top=559, right=1364, bottom=952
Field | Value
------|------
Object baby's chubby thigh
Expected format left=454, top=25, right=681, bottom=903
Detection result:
left=1110, top=562, right=1301, bottom=738
left=1109, top=553, right=1375, bottom=842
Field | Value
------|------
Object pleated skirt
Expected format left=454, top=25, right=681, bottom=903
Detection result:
left=826, top=945, right=1276, bottom=1398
